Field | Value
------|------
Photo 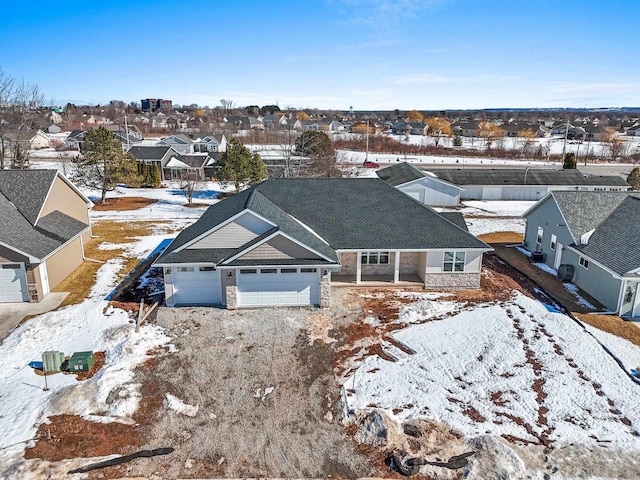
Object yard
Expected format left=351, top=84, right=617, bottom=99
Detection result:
left=3, top=179, right=640, bottom=478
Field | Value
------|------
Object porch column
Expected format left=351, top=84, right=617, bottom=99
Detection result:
left=394, top=251, right=400, bottom=283
left=356, top=251, right=362, bottom=284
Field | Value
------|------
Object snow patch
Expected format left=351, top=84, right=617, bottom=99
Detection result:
left=165, top=393, right=199, bottom=417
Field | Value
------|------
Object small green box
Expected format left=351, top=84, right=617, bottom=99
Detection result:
left=67, top=351, right=95, bottom=372
left=42, top=351, right=65, bottom=373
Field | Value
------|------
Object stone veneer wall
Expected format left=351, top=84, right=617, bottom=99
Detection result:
left=424, top=272, right=481, bottom=289
left=320, top=270, right=331, bottom=307
left=224, top=272, right=238, bottom=309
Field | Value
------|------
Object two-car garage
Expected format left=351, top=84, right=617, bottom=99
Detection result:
left=236, top=267, right=320, bottom=307
left=167, top=265, right=321, bottom=307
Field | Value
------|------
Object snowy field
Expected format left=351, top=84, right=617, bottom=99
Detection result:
left=0, top=228, right=176, bottom=475
left=344, top=291, right=640, bottom=475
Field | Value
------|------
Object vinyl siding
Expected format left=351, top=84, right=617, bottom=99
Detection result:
left=189, top=212, right=273, bottom=249
left=237, top=235, right=322, bottom=261
left=44, top=236, right=84, bottom=290
left=40, top=175, right=90, bottom=225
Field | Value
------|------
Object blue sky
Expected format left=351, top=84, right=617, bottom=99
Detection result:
left=1, top=0, right=639, bottom=110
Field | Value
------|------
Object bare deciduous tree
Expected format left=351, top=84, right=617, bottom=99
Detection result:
left=220, top=98, right=235, bottom=115
left=601, top=127, right=627, bottom=162
left=179, top=171, right=203, bottom=205
left=0, top=69, right=47, bottom=169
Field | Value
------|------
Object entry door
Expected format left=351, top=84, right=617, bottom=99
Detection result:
left=553, top=243, right=564, bottom=270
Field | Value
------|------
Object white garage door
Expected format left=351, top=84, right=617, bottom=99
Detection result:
left=0, top=263, right=29, bottom=303
left=237, top=267, right=320, bottom=307
left=173, top=266, right=222, bottom=305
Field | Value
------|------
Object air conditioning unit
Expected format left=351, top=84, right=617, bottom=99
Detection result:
left=531, top=251, right=545, bottom=262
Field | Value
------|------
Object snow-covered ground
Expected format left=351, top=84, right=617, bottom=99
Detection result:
left=345, top=291, right=640, bottom=452
left=0, top=229, right=175, bottom=474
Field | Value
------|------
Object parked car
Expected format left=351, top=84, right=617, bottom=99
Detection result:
left=363, top=161, right=380, bottom=168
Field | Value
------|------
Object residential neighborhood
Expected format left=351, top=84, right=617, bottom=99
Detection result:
left=3, top=2, right=640, bottom=479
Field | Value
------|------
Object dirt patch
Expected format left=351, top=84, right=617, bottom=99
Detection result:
left=183, top=202, right=209, bottom=208
left=574, top=313, right=640, bottom=347
left=92, top=197, right=158, bottom=211
left=478, top=231, right=523, bottom=243
left=306, top=313, right=337, bottom=345
left=24, top=414, right=141, bottom=462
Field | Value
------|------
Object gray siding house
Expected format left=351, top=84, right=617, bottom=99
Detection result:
left=523, top=192, right=640, bottom=317
left=156, top=178, right=491, bottom=309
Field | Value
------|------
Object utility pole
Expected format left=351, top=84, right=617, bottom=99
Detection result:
left=124, top=114, right=131, bottom=150
left=560, top=120, right=570, bottom=162
left=365, top=119, right=369, bottom=162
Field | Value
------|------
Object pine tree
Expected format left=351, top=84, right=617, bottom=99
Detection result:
left=73, top=126, right=143, bottom=202
left=563, top=152, right=577, bottom=170
left=453, top=131, right=463, bottom=147
left=217, top=138, right=268, bottom=193
left=627, top=166, right=640, bottom=190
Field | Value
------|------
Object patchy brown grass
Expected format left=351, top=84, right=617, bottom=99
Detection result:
left=53, top=221, right=173, bottom=307
left=183, top=202, right=209, bottom=208
left=574, top=313, right=640, bottom=347
left=91, top=197, right=157, bottom=211
left=478, top=231, right=524, bottom=244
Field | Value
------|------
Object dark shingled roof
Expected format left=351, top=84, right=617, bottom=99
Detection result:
left=0, top=169, right=57, bottom=224
left=574, top=196, right=640, bottom=276
left=551, top=191, right=640, bottom=241
left=158, top=178, right=489, bottom=266
left=127, top=145, right=173, bottom=161
left=376, top=162, right=426, bottom=186
left=0, top=170, right=89, bottom=259
left=428, top=168, right=630, bottom=187
left=439, top=212, right=468, bottom=231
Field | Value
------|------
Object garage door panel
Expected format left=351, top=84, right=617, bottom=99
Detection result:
left=0, top=263, right=29, bottom=303
left=237, top=270, right=319, bottom=307
left=173, top=267, right=222, bottom=305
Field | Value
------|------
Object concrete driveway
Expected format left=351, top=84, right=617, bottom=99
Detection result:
left=0, top=292, right=68, bottom=343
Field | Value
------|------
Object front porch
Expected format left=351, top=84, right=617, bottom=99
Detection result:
left=331, top=273, right=424, bottom=287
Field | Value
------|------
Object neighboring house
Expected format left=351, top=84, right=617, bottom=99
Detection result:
left=522, top=192, right=640, bottom=317
left=155, top=178, right=491, bottom=308
left=585, top=124, right=605, bottom=141
left=225, top=116, right=263, bottom=130
left=127, top=145, right=177, bottom=180
left=47, top=124, right=62, bottom=134
left=163, top=152, right=218, bottom=181
left=427, top=168, right=629, bottom=201
left=193, top=134, right=227, bottom=153
left=301, top=120, right=320, bottom=132
left=64, top=130, right=86, bottom=149
left=29, top=129, right=51, bottom=150
left=537, top=125, right=552, bottom=138
left=376, top=163, right=463, bottom=207
left=0, top=170, right=92, bottom=303
left=159, top=134, right=194, bottom=154
left=451, top=120, right=480, bottom=137
left=627, top=125, right=640, bottom=137
left=100, top=124, right=143, bottom=146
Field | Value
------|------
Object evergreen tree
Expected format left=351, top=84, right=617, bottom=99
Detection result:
left=627, top=166, right=640, bottom=190
left=453, top=131, right=463, bottom=147
left=73, top=126, right=142, bottom=202
left=216, top=138, right=268, bottom=193
left=563, top=152, right=577, bottom=170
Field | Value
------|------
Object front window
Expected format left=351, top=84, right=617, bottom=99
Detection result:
left=537, top=226, right=544, bottom=245
left=443, top=251, right=466, bottom=272
left=361, top=251, right=390, bottom=265
left=550, top=234, right=557, bottom=251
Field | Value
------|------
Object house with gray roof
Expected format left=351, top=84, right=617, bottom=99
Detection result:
left=0, top=170, right=92, bottom=303
left=163, top=152, right=219, bottom=181
left=155, top=178, right=491, bottom=308
left=376, top=162, right=463, bottom=206
left=427, top=167, right=629, bottom=201
left=523, top=191, right=640, bottom=317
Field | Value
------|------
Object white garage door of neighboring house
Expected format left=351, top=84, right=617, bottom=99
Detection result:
left=172, top=266, right=222, bottom=305
left=237, top=267, right=320, bottom=307
left=0, top=263, right=29, bottom=303
left=481, top=187, right=502, bottom=200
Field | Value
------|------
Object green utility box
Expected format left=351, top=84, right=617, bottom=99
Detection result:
left=67, top=351, right=95, bottom=372
left=42, top=351, right=65, bottom=373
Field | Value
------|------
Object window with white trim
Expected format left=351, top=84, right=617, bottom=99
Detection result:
left=579, top=257, right=589, bottom=269
left=301, top=268, right=317, bottom=273
left=550, top=234, right=557, bottom=251
left=361, top=251, right=390, bottom=265
left=239, top=269, right=257, bottom=274
left=443, top=251, right=466, bottom=272
left=537, top=226, right=544, bottom=245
